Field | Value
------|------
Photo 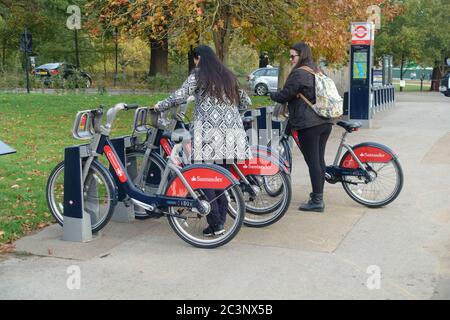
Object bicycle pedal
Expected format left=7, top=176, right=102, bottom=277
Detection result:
left=144, top=210, right=164, bottom=219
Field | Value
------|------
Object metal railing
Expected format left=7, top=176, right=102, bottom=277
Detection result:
left=371, top=85, right=395, bottom=117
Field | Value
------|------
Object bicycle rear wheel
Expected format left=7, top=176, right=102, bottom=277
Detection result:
left=166, top=184, right=245, bottom=249
left=340, top=157, right=403, bottom=208
left=46, top=160, right=116, bottom=233
left=243, top=172, right=292, bottom=227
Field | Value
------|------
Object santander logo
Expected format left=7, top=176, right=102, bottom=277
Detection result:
left=243, top=164, right=273, bottom=170
left=104, top=145, right=127, bottom=183
left=191, top=176, right=223, bottom=183
left=360, top=152, right=386, bottom=158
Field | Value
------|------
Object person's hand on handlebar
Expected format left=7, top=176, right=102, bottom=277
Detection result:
left=153, top=102, right=162, bottom=112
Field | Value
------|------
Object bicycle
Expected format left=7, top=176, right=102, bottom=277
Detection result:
left=126, top=104, right=292, bottom=228
left=46, top=103, right=246, bottom=248
left=265, top=118, right=403, bottom=208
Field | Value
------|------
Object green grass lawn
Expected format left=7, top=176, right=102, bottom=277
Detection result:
left=0, top=93, right=272, bottom=248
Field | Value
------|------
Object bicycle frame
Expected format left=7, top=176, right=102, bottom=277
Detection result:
left=84, top=134, right=207, bottom=213
left=287, top=126, right=398, bottom=184
left=290, top=129, right=367, bottom=169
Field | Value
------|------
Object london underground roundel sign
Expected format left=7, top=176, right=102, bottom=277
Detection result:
left=352, top=22, right=374, bottom=45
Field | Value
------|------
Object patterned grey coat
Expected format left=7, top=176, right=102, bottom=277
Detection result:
left=157, top=71, right=252, bottom=163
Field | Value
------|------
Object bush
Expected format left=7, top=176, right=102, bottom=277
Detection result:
left=144, top=69, right=186, bottom=92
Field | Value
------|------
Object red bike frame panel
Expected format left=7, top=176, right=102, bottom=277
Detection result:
left=160, top=138, right=172, bottom=157
left=341, top=146, right=393, bottom=169
left=229, top=157, right=280, bottom=178
left=104, top=145, right=128, bottom=183
left=166, top=168, right=233, bottom=197
left=251, top=146, right=290, bottom=170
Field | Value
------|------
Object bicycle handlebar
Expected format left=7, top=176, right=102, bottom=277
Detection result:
left=103, top=103, right=140, bottom=133
left=124, top=103, right=140, bottom=110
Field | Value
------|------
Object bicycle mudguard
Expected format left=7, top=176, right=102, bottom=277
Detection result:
left=248, top=146, right=290, bottom=174
left=340, top=142, right=398, bottom=169
left=229, top=152, right=287, bottom=179
left=165, top=164, right=240, bottom=197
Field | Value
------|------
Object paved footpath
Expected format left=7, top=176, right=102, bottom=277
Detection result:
left=1, top=92, right=449, bottom=300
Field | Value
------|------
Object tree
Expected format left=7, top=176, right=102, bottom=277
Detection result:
left=84, top=0, right=402, bottom=83
left=377, top=0, right=450, bottom=91
left=239, top=0, right=402, bottom=87
left=85, top=0, right=174, bottom=76
left=0, top=0, right=99, bottom=72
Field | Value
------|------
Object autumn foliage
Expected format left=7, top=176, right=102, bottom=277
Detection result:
left=85, top=0, right=403, bottom=65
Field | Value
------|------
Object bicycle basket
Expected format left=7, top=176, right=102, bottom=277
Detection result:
left=72, top=110, right=95, bottom=140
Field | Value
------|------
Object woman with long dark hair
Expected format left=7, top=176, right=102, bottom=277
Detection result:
left=270, top=42, right=333, bottom=212
left=155, top=45, right=252, bottom=235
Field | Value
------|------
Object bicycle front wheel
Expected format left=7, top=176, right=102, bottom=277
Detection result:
left=166, top=184, right=245, bottom=249
left=46, top=160, right=116, bottom=233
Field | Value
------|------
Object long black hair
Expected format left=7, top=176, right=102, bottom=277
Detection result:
left=290, top=42, right=318, bottom=71
left=193, top=45, right=240, bottom=105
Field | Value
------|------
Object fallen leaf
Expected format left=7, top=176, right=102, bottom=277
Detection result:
left=0, top=243, right=15, bottom=254
left=11, top=184, right=19, bottom=189
left=0, top=230, right=4, bottom=237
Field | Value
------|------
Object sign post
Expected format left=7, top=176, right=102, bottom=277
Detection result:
left=349, top=22, right=375, bottom=128
left=67, top=5, right=82, bottom=68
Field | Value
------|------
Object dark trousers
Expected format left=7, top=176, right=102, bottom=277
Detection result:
left=295, top=123, right=332, bottom=194
left=202, top=163, right=229, bottom=227
left=203, top=189, right=229, bottom=226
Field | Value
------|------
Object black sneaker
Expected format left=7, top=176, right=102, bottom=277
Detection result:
left=202, top=224, right=225, bottom=237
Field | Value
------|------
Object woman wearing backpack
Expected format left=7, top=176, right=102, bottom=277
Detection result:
left=270, top=42, right=333, bottom=212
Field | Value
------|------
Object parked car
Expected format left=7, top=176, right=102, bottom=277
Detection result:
left=32, top=62, right=92, bottom=88
left=247, top=66, right=279, bottom=96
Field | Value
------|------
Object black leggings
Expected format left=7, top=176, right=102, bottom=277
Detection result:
left=202, top=163, right=229, bottom=227
left=295, top=123, right=332, bottom=194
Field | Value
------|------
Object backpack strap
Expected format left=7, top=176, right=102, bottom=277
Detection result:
left=297, top=92, right=314, bottom=107
left=296, top=66, right=316, bottom=106
left=298, top=66, right=316, bottom=75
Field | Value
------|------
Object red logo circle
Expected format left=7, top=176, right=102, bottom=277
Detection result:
left=354, top=26, right=368, bottom=39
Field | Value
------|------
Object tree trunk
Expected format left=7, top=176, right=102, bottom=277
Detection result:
left=2, top=36, right=6, bottom=72
left=149, top=37, right=168, bottom=76
left=212, top=7, right=232, bottom=63
left=277, top=55, right=290, bottom=89
left=102, top=41, right=107, bottom=79
left=430, top=61, right=442, bottom=92
left=188, top=46, right=196, bottom=73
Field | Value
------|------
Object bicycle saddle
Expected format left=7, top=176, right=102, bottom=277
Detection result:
left=336, top=121, right=362, bottom=133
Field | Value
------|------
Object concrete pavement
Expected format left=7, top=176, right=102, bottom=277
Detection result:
left=1, top=92, right=450, bottom=299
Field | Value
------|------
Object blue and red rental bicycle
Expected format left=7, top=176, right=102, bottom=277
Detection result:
left=46, top=103, right=246, bottom=248
left=261, top=117, right=404, bottom=208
